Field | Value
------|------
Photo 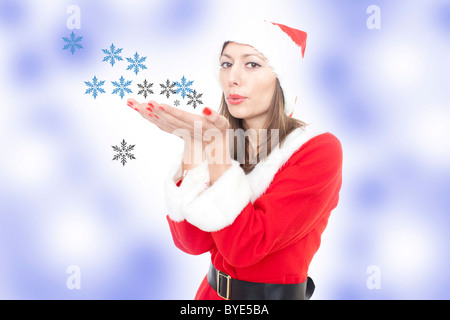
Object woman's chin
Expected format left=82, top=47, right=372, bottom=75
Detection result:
left=228, top=106, right=249, bottom=119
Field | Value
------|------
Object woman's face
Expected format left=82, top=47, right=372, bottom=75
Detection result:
left=219, top=42, right=277, bottom=128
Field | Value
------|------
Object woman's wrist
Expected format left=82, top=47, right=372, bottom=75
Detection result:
left=206, top=136, right=233, bottom=186
left=182, top=138, right=205, bottom=171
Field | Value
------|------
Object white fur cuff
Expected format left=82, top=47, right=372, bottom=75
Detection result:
left=183, top=159, right=253, bottom=232
left=164, top=151, right=210, bottom=222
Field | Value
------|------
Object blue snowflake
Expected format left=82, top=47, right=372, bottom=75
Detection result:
left=84, top=76, right=106, bottom=99
left=62, top=31, right=83, bottom=55
left=102, top=43, right=123, bottom=67
left=126, top=52, right=147, bottom=75
left=173, top=76, right=194, bottom=99
left=111, top=76, right=132, bottom=99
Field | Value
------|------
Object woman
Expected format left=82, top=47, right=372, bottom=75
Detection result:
left=127, top=19, right=343, bottom=300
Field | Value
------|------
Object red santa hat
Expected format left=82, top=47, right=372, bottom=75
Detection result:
left=212, top=18, right=307, bottom=117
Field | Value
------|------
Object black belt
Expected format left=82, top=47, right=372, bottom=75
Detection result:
left=207, top=263, right=315, bottom=300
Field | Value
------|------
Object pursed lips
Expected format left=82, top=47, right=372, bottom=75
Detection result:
left=227, top=94, right=247, bottom=104
left=227, top=95, right=247, bottom=105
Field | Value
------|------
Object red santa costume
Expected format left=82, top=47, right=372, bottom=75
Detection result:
left=163, top=19, right=343, bottom=300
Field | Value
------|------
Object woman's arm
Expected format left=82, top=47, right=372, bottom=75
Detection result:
left=166, top=215, right=215, bottom=255
left=182, top=133, right=343, bottom=267
left=165, top=139, right=215, bottom=255
left=124, top=99, right=223, bottom=255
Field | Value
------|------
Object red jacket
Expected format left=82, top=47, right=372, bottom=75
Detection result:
left=164, top=125, right=343, bottom=300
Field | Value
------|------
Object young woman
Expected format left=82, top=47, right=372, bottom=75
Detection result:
left=127, top=19, right=343, bottom=300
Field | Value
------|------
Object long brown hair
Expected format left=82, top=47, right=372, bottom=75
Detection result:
left=218, top=41, right=309, bottom=174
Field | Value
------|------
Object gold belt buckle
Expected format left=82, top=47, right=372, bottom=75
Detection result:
left=217, top=270, right=231, bottom=300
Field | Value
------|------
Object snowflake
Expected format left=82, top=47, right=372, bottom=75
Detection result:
left=137, top=79, right=154, bottom=99
left=112, top=139, right=136, bottom=166
left=102, top=43, right=123, bottom=67
left=62, top=31, right=83, bottom=55
left=159, top=79, right=176, bottom=99
left=173, top=76, right=194, bottom=99
left=84, top=75, right=106, bottom=99
left=174, top=100, right=180, bottom=107
left=186, top=90, right=203, bottom=109
left=111, top=75, right=133, bottom=99
left=126, top=52, right=147, bottom=75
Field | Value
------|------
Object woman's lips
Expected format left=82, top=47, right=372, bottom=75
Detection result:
left=227, top=95, right=247, bottom=105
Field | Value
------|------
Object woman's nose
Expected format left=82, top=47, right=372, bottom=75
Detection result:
left=228, top=64, right=242, bottom=87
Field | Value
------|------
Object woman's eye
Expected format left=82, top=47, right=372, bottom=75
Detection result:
left=220, top=62, right=261, bottom=69
left=247, top=62, right=261, bottom=69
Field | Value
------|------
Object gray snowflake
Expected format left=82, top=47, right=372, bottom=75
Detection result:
left=186, top=90, right=203, bottom=109
left=62, top=31, right=83, bottom=55
left=173, top=75, right=194, bottom=99
left=112, top=139, right=136, bottom=166
left=126, top=52, right=147, bottom=75
left=160, top=79, right=176, bottom=99
left=174, top=100, right=180, bottom=107
left=137, top=79, right=154, bottom=99
left=102, top=43, right=123, bottom=67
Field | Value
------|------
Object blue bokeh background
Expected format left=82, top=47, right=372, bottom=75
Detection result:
left=0, top=0, right=449, bottom=299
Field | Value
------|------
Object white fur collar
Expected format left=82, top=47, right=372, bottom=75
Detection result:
left=246, top=123, right=327, bottom=203
left=164, top=122, right=327, bottom=230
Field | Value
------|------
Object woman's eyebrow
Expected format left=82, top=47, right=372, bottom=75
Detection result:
left=221, top=53, right=266, bottom=61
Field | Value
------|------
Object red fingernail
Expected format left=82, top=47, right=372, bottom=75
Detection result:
left=203, top=107, right=211, bottom=116
left=127, top=102, right=133, bottom=107
left=148, top=113, right=153, bottom=117
left=148, top=102, right=154, bottom=107
left=146, top=107, right=153, bottom=112
left=134, top=108, right=139, bottom=111
left=159, top=106, right=164, bottom=110
left=154, top=115, right=159, bottom=119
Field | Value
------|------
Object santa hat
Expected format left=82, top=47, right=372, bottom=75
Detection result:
left=212, top=18, right=307, bottom=117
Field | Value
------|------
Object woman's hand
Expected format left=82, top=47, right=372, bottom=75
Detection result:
left=126, top=98, right=230, bottom=146
left=127, top=98, right=233, bottom=184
